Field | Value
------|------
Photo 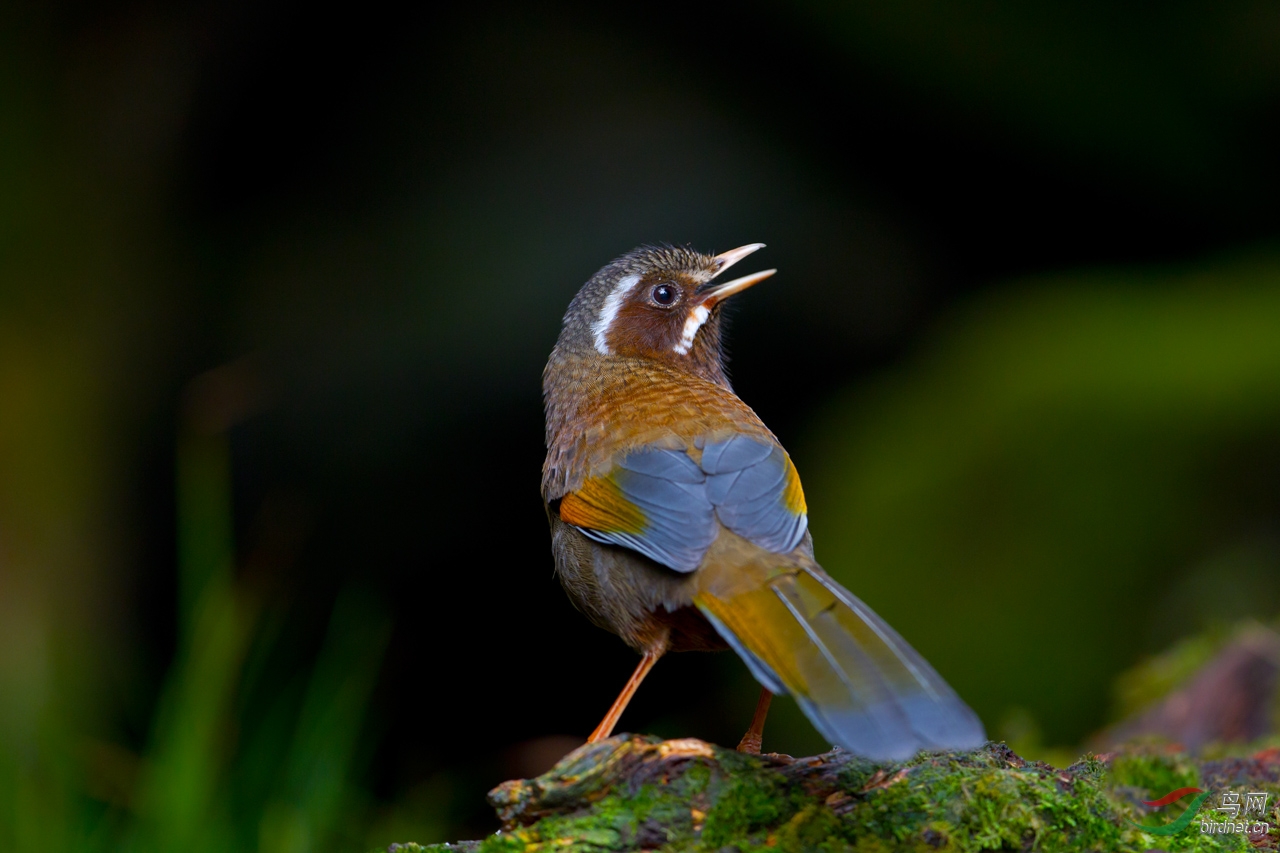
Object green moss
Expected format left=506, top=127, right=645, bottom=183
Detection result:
left=826, top=747, right=1127, bottom=852
left=1103, top=749, right=1267, bottom=852
left=1111, top=747, right=1198, bottom=809
left=770, top=804, right=848, bottom=853
left=400, top=736, right=1280, bottom=853
left=833, top=756, right=892, bottom=793
left=699, top=756, right=797, bottom=848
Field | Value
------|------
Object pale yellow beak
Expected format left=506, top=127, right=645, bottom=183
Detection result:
left=699, top=243, right=777, bottom=306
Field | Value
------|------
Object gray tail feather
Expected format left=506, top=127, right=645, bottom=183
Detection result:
left=698, top=565, right=985, bottom=760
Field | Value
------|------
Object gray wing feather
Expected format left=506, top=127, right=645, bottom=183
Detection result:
left=703, top=439, right=807, bottom=554
left=699, top=433, right=773, bottom=473
left=571, top=437, right=808, bottom=572
left=578, top=447, right=715, bottom=572
left=619, top=448, right=705, bottom=482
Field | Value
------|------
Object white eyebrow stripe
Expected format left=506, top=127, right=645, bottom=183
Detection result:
left=673, top=304, right=710, bottom=355
left=592, top=274, right=641, bottom=355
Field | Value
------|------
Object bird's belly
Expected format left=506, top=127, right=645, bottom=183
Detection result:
left=549, top=515, right=727, bottom=653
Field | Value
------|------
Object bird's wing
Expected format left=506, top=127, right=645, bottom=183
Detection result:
left=557, top=434, right=808, bottom=572
left=558, top=445, right=717, bottom=572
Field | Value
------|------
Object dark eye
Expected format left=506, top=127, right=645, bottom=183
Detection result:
left=651, top=284, right=677, bottom=306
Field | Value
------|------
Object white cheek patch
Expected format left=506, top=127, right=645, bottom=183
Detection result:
left=592, top=274, right=641, bottom=355
left=673, top=305, right=710, bottom=355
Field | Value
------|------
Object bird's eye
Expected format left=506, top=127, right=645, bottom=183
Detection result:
left=651, top=284, right=677, bottom=306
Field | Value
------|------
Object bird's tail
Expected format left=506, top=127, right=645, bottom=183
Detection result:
left=694, top=562, right=985, bottom=759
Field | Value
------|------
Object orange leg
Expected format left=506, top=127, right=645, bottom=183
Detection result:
left=736, top=687, right=773, bottom=754
left=588, top=648, right=664, bottom=742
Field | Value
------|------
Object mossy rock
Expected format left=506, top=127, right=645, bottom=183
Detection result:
left=381, top=734, right=1280, bottom=852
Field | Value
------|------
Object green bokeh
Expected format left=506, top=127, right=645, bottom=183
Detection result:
left=800, top=256, right=1280, bottom=747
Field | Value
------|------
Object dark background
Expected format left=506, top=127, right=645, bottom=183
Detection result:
left=2, top=1, right=1280, bottom=850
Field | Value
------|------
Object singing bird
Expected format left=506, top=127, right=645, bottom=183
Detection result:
left=541, top=244, right=984, bottom=758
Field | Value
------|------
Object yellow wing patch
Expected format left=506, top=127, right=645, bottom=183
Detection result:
left=782, top=453, right=807, bottom=516
left=559, top=474, right=648, bottom=535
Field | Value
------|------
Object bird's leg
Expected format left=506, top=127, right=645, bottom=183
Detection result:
left=736, top=687, right=773, bottom=754
left=588, top=647, right=665, bottom=742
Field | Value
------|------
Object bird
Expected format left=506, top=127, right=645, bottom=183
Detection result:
left=541, top=243, right=985, bottom=759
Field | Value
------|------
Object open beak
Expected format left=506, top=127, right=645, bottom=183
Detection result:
left=698, top=243, right=777, bottom=306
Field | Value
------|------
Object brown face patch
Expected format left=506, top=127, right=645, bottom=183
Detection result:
left=604, top=272, right=702, bottom=358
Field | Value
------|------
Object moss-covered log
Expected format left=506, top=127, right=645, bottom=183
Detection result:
left=384, top=733, right=1279, bottom=852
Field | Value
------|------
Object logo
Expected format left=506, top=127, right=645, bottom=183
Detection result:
left=1130, top=786, right=1273, bottom=840
left=1128, top=787, right=1210, bottom=836
left=1200, top=790, right=1273, bottom=840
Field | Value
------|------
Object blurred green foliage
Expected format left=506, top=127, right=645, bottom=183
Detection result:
left=803, top=255, right=1280, bottom=749
left=0, top=416, right=423, bottom=852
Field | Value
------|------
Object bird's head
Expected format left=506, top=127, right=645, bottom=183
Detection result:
left=555, top=243, right=775, bottom=384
